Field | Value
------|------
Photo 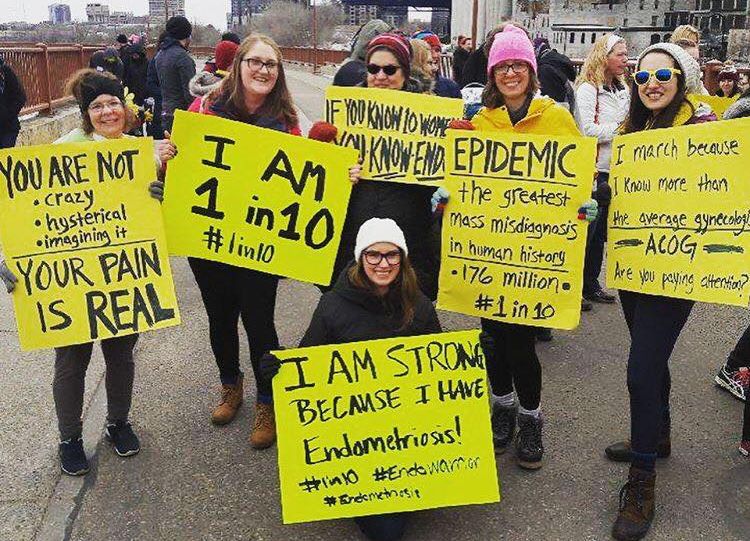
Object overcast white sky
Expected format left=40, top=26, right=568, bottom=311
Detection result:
left=2, top=0, right=232, bottom=29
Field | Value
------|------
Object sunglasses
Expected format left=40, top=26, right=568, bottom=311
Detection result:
left=367, top=63, right=400, bottom=76
left=634, top=68, right=682, bottom=86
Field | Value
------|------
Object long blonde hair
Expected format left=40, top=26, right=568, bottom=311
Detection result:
left=670, top=25, right=700, bottom=45
left=211, top=34, right=298, bottom=128
left=410, top=38, right=434, bottom=91
left=575, top=34, right=626, bottom=89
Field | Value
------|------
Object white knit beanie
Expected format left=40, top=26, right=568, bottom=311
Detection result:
left=354, top=218, right=408, bottom=260
left=637, top=42, right=702, bottom=94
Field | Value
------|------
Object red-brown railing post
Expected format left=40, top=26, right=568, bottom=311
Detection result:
left=77, top=44, right=85, bottom=69
left=36, top=43, right=53, bottom=116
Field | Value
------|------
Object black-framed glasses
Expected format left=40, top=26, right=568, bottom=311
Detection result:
left=243, top=57, right=279, bottom=73
left=634, top=68, right=681, bottom=86
left=363, top=249, right=401, bottom=266
left=495, top=62, right=529, bottom=75
left=367, top=63, right=400, bottom=76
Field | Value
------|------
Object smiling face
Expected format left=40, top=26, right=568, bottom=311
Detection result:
left=493, top=60, right=531, bottom=103
left=366, top=50, right=406, bottom=90
left=240, top=41, right=279, bottom=99
left=719, top=78, right=736, bottom=95
left=606, top=42, right=629, bottom=78
left=362, top=242, right=402, bottom=291
left=87, top=94, right=125, bottom=138
left=637, top=52, right=680, bottom=113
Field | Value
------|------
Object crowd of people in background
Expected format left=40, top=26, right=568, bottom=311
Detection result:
left=0, top=16, right=749, bottom=541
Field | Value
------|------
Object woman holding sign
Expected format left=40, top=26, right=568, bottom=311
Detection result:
left=260, top=217, right=441, bottom=541
left=324, top=33, right=440, bottom=300
left=602, top=43, right=715, bottom=541
left=448, top=24, right=597, bottom=471
left=0, top=68, right=177, bottom=476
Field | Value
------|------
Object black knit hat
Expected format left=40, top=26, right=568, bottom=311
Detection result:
left=78, top=71, right=125, bottom=113
left=221, top=31, right=241, bottom=45
left=166, top=16, right=192, bottom=41
left=116, top=34, right=128, bottom=44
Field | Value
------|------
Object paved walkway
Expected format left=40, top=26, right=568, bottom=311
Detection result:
left=2, top=66, right=749, bottom=541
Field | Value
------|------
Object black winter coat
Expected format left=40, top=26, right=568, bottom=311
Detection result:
left=452, top=47, right=470, bottom=83
left=123, top=44, right=149, bottom=105
left=301, top=265, right=441, bottom=347
left=459, top=44, right=488, bottom=87
left=537, top=49, right=576, bottom=103
left=154, top=37, right=196, bottom=115
left=0, top=61, right=26, bottom=133
left=328, top=78, right=436, bottom=299
left=333, top=59, right=367, bottom=87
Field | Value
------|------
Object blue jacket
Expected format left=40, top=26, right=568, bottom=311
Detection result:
left=434, top=76, right=461, bottom=99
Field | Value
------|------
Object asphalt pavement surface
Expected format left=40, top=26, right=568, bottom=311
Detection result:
left=2, top=67, right=749, bottom=541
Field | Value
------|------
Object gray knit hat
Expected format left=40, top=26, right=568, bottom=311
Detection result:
left=637, top=42, right=702, bottom=94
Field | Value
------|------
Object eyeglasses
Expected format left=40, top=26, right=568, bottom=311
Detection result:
left=634, top=68, right=682, bottom=86
left=495, top=62, right=529, bottom=75
left=88, top=99, right=123, bottom=113
left=363, top=249, right=401, bottom=266
left=243, top=57, right=279, bottom=73
left=366, top=63, right=400, bottom=76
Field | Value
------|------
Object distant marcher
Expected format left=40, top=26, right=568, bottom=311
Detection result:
left=154, top=15, right=196, bottom=132
left=409, top=38, right=435, bottom=93
left=0, top=57, right=26, bottom=148
left=89, top=47, right=125, bottom=81
left=534, top=37, right=576, bottom=110
left=575, top=34, right=630, bottom=306
left=0, top=68, right=176, bottom=477
left=188, top=40, right=239, bottom=105
left=333, top=19, right=391, bottom=87
left=670, top=25, right=700, bottom=48
left=414, top=31, right=461, bottom=98
left=221, top=31, right=242, bottom=45
left=452, top=35, right=472, bottom=83
left=123, top=41, right=149, bottom=105
left=715, top=66, right=740, bottom=98
left=145, top=32, right=166, bottom=138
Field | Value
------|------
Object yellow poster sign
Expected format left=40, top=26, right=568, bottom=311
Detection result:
left=325, top=86, right=464, bottom=186
left=0, top=138, right=181, bottom=350
left=607, top=118, right=750, bottom=305
left=688, top=93, right=738, bottom=118
left=437, top=130, right=597, bottom=329
left=162, top=110, right=358, bottom=285
left=273, top=330, right=500, bottom=524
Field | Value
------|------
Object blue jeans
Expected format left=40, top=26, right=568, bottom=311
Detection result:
left=620, top=290, right=693, bottom=455
left=355, top=513, right=408, bottom=541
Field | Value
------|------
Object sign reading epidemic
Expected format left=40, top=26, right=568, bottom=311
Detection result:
left=438, top=130, right=597, bottom=329
left=325, top=86, right=464, bottom=186
left=607, top=118, right=750, bottom=306
left=0, top=138, right=180, bottom=351
left=163, top=110, right=358, bottom=285
left=273, top=330, right=500, bottom=524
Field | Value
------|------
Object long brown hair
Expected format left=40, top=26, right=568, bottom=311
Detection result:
left=347, top=250, right=420, bottom=329
left=621, top=51, right=691, bottom=134
left=211, top=34, right=298, bottom=128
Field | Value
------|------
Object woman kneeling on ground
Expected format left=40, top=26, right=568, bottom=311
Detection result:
left=0, top=68, right=176, bottom=476
left=449, top=24, right=597, bottom=471
left=260, top=217, right=441, bottom=541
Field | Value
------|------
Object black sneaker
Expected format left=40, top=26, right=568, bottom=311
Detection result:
left=714, top=363, right=747, bottom=401
left=59, top=437, right=90, bottom=476
left=105, top=421, right=140, bottom=457
left=584, top=289, right=617, bottom=304
left=581, top=298, right=593, bottom=312
left=516, top=413, right=544, bottom=470
left=491, top=403, right=517, bottom=454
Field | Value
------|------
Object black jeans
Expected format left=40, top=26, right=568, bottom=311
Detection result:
left=620, top=290, right=693, bottom=455
left=188, top=257, right=279, bottom=401
left=583, top=172, right=610, bottom=296
left=480, top=319, right=541, bottom=410
left=0, top=131, right=19, bottom=149
left=355, top=513, right=407, bottom=541
left=53, top=334, right=139, bottom=440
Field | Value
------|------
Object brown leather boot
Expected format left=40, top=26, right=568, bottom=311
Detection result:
left=211, top=374, right=243, bottom=425
left=249, top=402, right=276, bottom=449
left=612, top=466, right=656, bottom=541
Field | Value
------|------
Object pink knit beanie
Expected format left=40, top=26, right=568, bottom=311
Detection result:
left=486, top=24, right=537, bottom=77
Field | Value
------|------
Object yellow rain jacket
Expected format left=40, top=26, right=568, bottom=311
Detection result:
left=470, top=96, right=581, bottom=136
